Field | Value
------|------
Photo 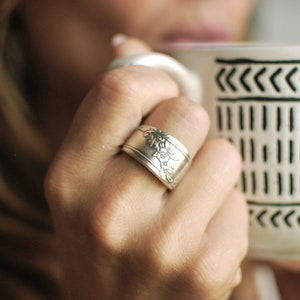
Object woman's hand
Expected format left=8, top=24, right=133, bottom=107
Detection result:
left=44, top=37, right=249, bottom=300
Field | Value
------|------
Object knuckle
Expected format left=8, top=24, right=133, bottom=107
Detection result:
left=209, top=138, right=242, bottom=171
left=189, top=240, right=246, bottom=299
left=87, top=193, right=129, bottom=255
left=142, top=230, right=178, bottom=277
left=231, top=190, right=250, bottom=258
left=221, top=139, right=242, bottom=169
left=99, top=67, right=145, bottom=102
left=170, top=97, right=211, bottom=131
left=240, top=236, right=249, bottom=259
left=182, top=97, right=210, bottom=121
left=232, top=268, right=243, bottom=289
left=197, top=103, right=210, bottom=129
left=44, top=159, right=78, bottom=209
left=191, top=258, right=232, bottom=299
left=237, top=235, right=249, bottom=263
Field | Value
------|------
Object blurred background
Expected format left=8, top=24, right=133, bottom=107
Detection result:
left=251, top=0, right=300, bottom=42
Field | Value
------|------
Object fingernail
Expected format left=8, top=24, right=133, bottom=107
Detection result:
left=111, top=34, right=127, bottom=47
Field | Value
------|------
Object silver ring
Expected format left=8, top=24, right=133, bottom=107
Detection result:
left=122, top=125, right=191, bottom=189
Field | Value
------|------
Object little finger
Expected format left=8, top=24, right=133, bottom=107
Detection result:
left=187, top=189, right=249, bottom=299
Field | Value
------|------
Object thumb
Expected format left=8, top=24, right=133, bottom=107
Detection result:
left=112, top=34, right=152, bottom=57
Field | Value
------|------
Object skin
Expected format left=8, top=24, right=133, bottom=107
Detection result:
left=20, top=0, right=257, bottom=299
left=22, top=0, right=256, bottom=148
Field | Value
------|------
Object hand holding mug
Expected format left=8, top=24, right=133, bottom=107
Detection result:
left=45, top=38, right=247, bottom=299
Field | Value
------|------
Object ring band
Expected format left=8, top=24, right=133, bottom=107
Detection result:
left=122, top=125, right=191, bottom=189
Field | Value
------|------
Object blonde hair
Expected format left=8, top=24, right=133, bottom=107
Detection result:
left=0, top=1, right=61, bottom=298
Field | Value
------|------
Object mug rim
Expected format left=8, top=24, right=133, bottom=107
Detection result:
left=164, top=41, right=300, bottom=51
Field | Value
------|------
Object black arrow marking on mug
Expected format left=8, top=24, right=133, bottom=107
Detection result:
left=270, top=68, right=282, bottom=92
left=249, top=209, right=254, bottom=226
left=240, top=67, right=252, bottom=92
left=270, top=210, right=282, bottom=227
left=284, top=210, right=296, bottom=227
left=249, top=209, right=254, bottom=216
left=257, top=209, right=268, bottom=227
left=254, top=67, right=266, bottom=92
left=216, top=68, right=226, bottom=91
left=286, top=67, right=298, bottom=92
left=226, top=67, right=237, bottom=92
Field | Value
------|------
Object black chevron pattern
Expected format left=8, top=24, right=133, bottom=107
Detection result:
left=215, top=61, right=300, bottom=94
left=249, top=203, right=300, bottom=228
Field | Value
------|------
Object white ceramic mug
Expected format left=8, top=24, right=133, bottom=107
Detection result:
left=110, top=43, right=300, bottom=260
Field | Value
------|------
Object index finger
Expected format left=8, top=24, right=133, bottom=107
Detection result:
left=112, top=35, right=152, bottom=57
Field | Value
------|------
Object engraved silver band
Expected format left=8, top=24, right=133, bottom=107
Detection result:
left=122, top=125, right=191, bottom=190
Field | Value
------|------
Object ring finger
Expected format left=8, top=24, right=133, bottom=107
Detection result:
left=94, top=97, right=210, bottom=246
left=111, top=96, right=210, bottom=197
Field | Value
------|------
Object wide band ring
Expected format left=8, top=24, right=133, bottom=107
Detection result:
left=122, top=125, right=191, bottom=190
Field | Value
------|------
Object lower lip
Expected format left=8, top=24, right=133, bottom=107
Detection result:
left=159, top=28, right=232, bottom=49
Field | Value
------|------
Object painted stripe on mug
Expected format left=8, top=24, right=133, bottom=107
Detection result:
left=218, top=97, right=300, bottom=102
